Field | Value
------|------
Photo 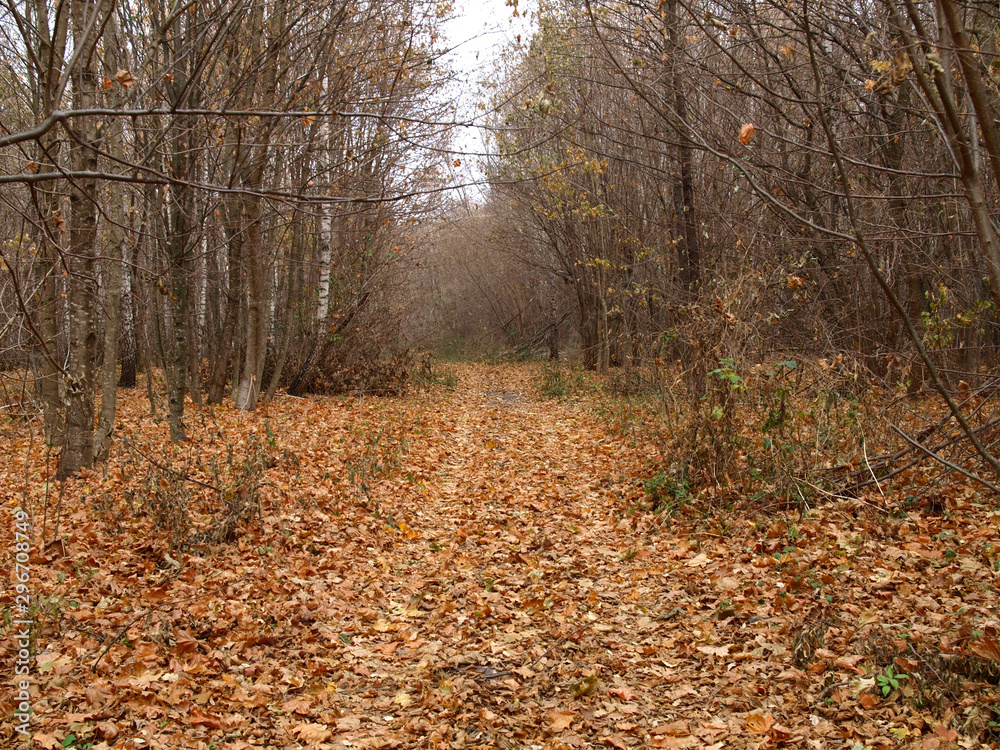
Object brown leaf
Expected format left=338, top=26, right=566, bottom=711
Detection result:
left=651, top=720, right=690, bottom=736
left=94, top=721, right=119, bottom=741
left=744, top=712, right=774, bottom=735
left=969, top=636, right=1000, bottom=662
left=608, top=686, right=637, bottom=701
left=282, top=696, right=312, bottom=715
left=549, top=710, right=577, bottom=731
left=35, top=734, right=63, bottom=750
left=685, top=552, right=710, bottom=567
left=858, top=691, right=879, bottom=709
left=294, top=722, right=332, bottom=744
left=652, top=738, right=696, bottom=749
left=188, top=707, right=224, bottom=728
left=336, top=715, right=361, bottom=732
left=739, top=122, right=755, bottom=145
left=115, top=69, right=136, bottom=90
left=934, top=725, right=958, bottom=741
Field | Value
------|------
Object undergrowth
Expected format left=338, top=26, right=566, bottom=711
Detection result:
left=91, top=430, right=274, bottom=551
left=590, top=358, right=887, bottom=511
left=537, top=361, right=592, bottom=400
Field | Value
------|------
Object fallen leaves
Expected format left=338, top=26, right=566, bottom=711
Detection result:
left=2, top=363, right=996, bottom=749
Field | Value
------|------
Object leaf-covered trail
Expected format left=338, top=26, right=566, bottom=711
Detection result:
left=3, top=363, right=1000, bottom=750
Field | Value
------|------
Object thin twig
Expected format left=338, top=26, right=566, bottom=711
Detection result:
left=814, top=680, right=851, bottom=704
left=862, top=431, right=886, bottom=502
left=889, top=424, right=1000, bottom=495
left=115, top=433, right=222, bottom=494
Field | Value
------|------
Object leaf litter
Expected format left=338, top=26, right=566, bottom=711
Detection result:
left=1, top=363, right=999, bottom=749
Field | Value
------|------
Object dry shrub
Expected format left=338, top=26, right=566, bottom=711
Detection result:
left=599, top=272, right=894, bottom=507
left=116, top=433, right=268, bottom=550
left=636, top=356, right=873, bottom=507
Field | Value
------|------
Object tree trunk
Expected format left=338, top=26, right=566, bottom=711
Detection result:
left=32, top=0, right=69, bottom=448
left=95, top=13, right=127, bottom=463
left=666, top=0, right=700, bottom=294
left=58, top=0, right=102, bottom=478
left=208, top=218, right=243, bottom=403
left=234, top=198, right=269, bottom=410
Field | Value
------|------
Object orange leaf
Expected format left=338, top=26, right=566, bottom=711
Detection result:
left=608, top=686, right=637, bottom=701
left=549, top=710, right=576, bottom=731
left=744, top=712, right=774, bottom=735
left=739, top=122, right=755, bottom=145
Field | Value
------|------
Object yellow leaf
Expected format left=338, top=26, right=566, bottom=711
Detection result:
left=570, top=674, right=599, bottom=697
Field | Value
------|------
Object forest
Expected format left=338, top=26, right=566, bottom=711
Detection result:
left=1, top=0, right=1000, bottom=746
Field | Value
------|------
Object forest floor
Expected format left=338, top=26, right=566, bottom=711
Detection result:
left=2, top=363, right=1000, bottom=750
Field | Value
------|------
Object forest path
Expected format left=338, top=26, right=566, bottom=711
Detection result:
left=320, top=362, right=674, bottom=747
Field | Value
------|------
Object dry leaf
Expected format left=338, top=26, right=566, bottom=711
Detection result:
left=651, top=720, right=690, bottom=736
left=549, top=710, right=577, bottom=731
left=115, top=69, right=136, bottom=89
left=570, top=674, right=599, bottom=697
left=336, top=715, right=361, bottom=732
left=744, top=712, right=774, bottom=735
left=608, top=686, right=637, bottom=701
left=969, top=636, right=1000, bottom=662
left=294, top=722, right=332, bottom=744
left=685, top=552, right=710, bottom=567
left=739, top=122, right=755, bottom=145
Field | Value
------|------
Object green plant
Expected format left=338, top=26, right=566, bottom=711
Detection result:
left=539, top=363, right=584, bottom=399
left=876, top=666, right=908, bottom=697
left=986, top=704, right=999, bottom=734
left=644, top=471, right=692, bottom=515
left=345, top=416, right=409, bottom=507
left=707, top=357, right=746, bottom=392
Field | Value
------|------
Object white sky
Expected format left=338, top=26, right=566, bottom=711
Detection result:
left=440, top=0, right=536, bottom=193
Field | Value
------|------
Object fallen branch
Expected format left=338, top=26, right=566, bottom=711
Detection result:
left=889, top=424, right=1000, bottom=496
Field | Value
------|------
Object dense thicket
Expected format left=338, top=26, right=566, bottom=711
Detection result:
left=0, top=0, right=451, bottom=475
left=459, top=0, right=1000, bottom=386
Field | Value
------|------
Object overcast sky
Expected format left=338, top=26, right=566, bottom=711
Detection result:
left=440, top=0, right=536, bottom=192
